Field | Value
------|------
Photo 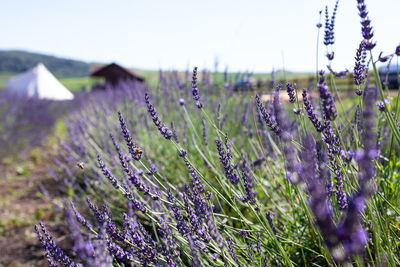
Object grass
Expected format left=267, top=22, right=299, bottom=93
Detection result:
left=58, top=76, right=94, bottom=92
left=0, top=72, right=16, bottom=88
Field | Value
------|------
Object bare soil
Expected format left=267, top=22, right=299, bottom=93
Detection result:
left=0, top=148, right=66, bottom=267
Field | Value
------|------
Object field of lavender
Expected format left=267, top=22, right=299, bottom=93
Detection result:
left=2, top=0, right=400, bottom=267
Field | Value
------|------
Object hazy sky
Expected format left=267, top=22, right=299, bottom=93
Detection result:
left=1, top=0, right=400, bottom=72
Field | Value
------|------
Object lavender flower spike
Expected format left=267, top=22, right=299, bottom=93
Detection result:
left=317, top=70, right=337, bottom=121
left=201, top=119, right=208, bottom=145
left=286, top=82, right=296, bottom=103
left=70, top=200, right=93, bottom=231
left=357, top=0, right=376, bottom=50
left=255, top=94, right=281, bottom=136
left=145, top=93, right=173, bottom=139
left=97, top=154, right=119, bottom=189
left=323, top=6, right=331, bottom=46
left=329, top=0, right=339, bottom=46
left=118, top=111, right=143, bottom=160
left=215, top=137, right=239, bottom=184
left=302, top=89, right=325, bottom=132
left=354, top=40, right=366, bottom=92
left=238, top=154, right=257, bottom=205
left=35, top=222, right=83, bottom=267
left=191, top=67, right=203, bottom=108
left=300, top=136, right=339, bottom=254
left=335, top=87, right=377, bottom=261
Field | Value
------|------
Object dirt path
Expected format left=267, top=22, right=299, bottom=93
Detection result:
left=0, top=149, right=65, bottom=267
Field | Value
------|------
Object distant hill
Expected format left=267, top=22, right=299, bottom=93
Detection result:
left=0, top=50, right=89, bottom=77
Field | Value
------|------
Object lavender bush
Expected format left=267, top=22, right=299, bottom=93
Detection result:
left=36, top=1, right=400, bottom=266
left=0, top=91, right=59, bottom=159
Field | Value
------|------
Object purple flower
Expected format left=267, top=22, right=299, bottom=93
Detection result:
left=316, top=141, right=332, bottom=192
left=395, top=44, right=400, bottom=56
left=118, top=111, right=143, bottom=160
left=376, top=98, right=390, bottom=111
left=357, top=0, right=376, bottom=50
left=183, top=192, right=209, bottom=241
left=286, top=82, right=296, bottom=103
left=201, top=119, right=208, bottom=145
left=256, top=232, right=261, bottom=256
left=170, top=121, right=180, bottom=143
left=183, top=121, right=188, bottom=143
left=191, top=67, right=203, bottom=108
left=158, top=218, right=180, bottom=259
left=329, top=1, right=339, bottom=45
left=323, top=1, right=339, bottom=60
left=238, top=154, right=257, bottom=205
left=70, top=201, right=93, bottom=231
left=324, top=6, right=331, bottom=46
left=258, top=85, right=301, bottom=184
left=255, top=94, right=281, bottom=136
left=106, top=239, right=135, bottom=262
left=300, top=136, right=339, bottom=254
left=178, top=147, right=187, bottom=157
left=227, top=237, right=243, bottom=267
left=293, top=108, right=301, bottom=115
left=205, top=209, right=225, bottom=248
left=354, top=40, right=367, bottom=90
left=145, top=93, right=173, bottom=139
left=188, top=236, right=203, bottom=266
left=182, top=157, right=205, bottom=197
left=331, top=157, right=348, bottom=210
left=97, top=154, right=119, bottom=189
left=265, top=212, right=279, bottom=240
left=35, top=222, right=83, bottom=267
left=327, top=65, right=348, bottom=78
left=357, top=87, right=377, bottom=186
left=302, top=89, right=325, bottom=132
left=378, top=52, right=393, bottom=63
left=168, top=192, right=191, bottom=237
left=317, top=70, right=337, bottom=121
left=215, top=137, right=239, bottom=184
left=263, top=256, right=270, bottom=267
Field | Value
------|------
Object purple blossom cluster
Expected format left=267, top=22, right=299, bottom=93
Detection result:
left=191, top=67, right=203, bottom=108
left=323, top=1, right=338, bottom=46
left=357, top=0, right=376, bottom=50
left=323, top=0, right=339, bottom=60
left=215, top=137, right=239, bottom=184
left=255, top=94, right=281, bottom=136
left=317, top=70, right=337, bottom=121
left=302, top=89, right=325, bottom=132
left=145, top=93, right=173, bottom=139
left=0, top=91, right=59, bottom=159
left=354, top=40, right=367, bottom=93
left=286, top=82, right=296, bottom=103
left=35, top=222, right=83, bottom=267
left=118, top=111, right=143, bottom=160
left=376, top=98, right=390, bottom=112
left=237, top=155, right=257, bottom=205
left=299, top=87, right=377, bottom=262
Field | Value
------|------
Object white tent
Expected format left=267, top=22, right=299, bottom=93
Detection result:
left=5, top=63, right=74, bottom=100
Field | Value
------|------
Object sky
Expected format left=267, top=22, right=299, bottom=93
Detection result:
left=1, top=0, right=400, bottom=73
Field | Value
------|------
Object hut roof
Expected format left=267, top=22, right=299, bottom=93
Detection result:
left=90, top=63, right=144, bottom=82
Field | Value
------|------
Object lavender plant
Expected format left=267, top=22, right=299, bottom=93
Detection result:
left=34, top=1, right=400, bottom=266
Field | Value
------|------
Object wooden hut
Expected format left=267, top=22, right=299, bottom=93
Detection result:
left=90, top=63, right=145, bottom=88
